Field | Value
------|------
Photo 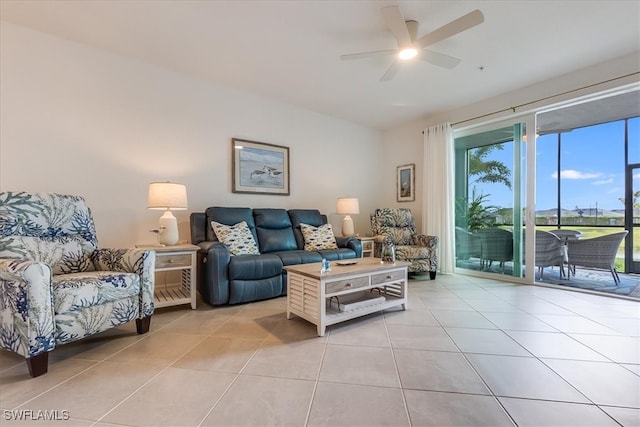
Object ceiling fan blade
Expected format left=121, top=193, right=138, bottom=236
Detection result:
left=380, top=60, right=401, bottom=82
left=416, top=9, right=484, bottom=49
left=419, top=50, right=461, bottom=69
left=340, top=49, right=398, bottom=60
left=381, top=5, right=412, bottom=47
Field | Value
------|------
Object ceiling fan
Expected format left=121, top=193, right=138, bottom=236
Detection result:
left=340, top=5, right=484, bottom=81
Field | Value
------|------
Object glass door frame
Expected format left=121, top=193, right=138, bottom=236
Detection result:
left=453, top=114, right=537, bottom=284
left=625, top=163, right=640, bottom=273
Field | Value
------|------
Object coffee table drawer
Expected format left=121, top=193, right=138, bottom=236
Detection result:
left=326, top=276, right=369, bottom=294
left=371, top=269, right=405, bottom=285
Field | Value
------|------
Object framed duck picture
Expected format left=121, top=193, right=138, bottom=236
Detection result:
left=232, top=138, right=290, bottom=195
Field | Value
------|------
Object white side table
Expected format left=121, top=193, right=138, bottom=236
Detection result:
left=136, top=243, right=199, bottom=309
left=357, top=236, right=375, bottom=258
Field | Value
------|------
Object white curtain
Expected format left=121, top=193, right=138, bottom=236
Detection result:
left=423, top=123, right=455, bottom=274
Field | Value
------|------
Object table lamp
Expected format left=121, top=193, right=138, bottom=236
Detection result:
left=336, top=197, right=360, bottom=237
left=147, top=181, right=188, bottom=245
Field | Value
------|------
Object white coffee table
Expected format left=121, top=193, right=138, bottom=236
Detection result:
left=285, top=257, right=409, bottom=336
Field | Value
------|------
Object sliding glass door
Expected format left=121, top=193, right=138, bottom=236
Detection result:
left=626, top=164, right=640, bottom=273
left=454, top=120, right=531, bottom=280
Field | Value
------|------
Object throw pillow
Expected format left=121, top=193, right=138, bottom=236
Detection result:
left=211, top=221, right=260, bottom=256
left=300, top=223, right=338, bottom=251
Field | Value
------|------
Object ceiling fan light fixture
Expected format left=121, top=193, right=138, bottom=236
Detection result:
left=398, top=47, right=418, bottom=60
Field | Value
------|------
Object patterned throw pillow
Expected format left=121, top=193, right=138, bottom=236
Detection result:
left=300, top=223, right=338, bottom=251
left=211, top=221, right=260, bottom=256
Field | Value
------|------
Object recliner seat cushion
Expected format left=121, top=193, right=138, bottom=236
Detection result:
left=272, top=250, right=323, bottom=266
left=52, top=271, right=140, bottom=314
left=316, top=248, right=356, bottom=261
left=227, top=254, right=282, bottom=280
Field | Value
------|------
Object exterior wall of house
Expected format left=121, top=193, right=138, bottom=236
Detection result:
left=0, top=22, right=385, bottom=248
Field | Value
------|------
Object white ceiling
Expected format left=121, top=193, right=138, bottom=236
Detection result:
left=1, top=0, right=639, bottom=130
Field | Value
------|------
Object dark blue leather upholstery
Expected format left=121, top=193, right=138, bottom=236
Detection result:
left=253, top=209, right=298, bottom=253
left=191, top=207, right=361, bottom=306
left=273, top=250, right=323, bottom=266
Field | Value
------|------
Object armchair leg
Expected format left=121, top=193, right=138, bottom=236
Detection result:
left=136, top=315, right=152, bottom=334
left=26, top=353, right=48, bottom=378
left=429, top=271, right=437, bottom=280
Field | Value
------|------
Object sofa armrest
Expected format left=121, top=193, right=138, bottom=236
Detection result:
left=335, top=236, right=362, bottom=257
left=195, top=241, right=232, bottom=305
left=92, top=248, right=156, bottom=317
left=0, top=259, right=56, bottom=358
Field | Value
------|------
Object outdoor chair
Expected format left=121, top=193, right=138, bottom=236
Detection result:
left=455, top=226, right=482, bottom=266
left=370, top=208, right=439, bottom=279
left=534, top=230, right=566, bottom=279
left=567, top=231, right=628, bottom=284
left=474, top=228, right=513, bottom=273
left=0, top=192, right=156, bottom=377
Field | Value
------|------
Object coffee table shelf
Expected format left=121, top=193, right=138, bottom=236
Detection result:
left=285, top=258, right=409, bottom=336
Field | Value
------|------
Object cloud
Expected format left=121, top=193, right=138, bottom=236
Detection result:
left=592, top=178, right=614, bottom=185
left=608, top=186, right=623, bottom=194
left=551, top=169, right=603, bottom=179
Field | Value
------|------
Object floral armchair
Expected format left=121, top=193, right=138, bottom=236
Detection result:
left=0, top=192, right=155, bottom=377
left=370, top=208, right=439, bottom=279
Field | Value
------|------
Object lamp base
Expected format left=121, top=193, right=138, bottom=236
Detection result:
left=158, top=210, right=179, bottom=246
left=341, top=215, right=355, bottom=237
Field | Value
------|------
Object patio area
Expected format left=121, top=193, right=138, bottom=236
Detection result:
left=456, top=260, right=640, bottom=301
left=536, top=266, right=640, bottom=300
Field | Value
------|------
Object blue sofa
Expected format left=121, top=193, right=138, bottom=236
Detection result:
left=190, top=207, right=361, bottom=305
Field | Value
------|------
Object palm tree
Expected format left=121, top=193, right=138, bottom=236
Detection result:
left=468, top=145, right=512, bottom=189
left=457, top=188, right=498, bottom=232
left=618, top=190, right=640, bottom=209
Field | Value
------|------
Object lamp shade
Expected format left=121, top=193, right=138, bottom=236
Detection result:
left=336, top=197, right=360, bottom=215
left=147, top=182, right=188, bottom=210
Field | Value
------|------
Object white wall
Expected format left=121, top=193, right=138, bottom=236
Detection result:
left=384, top=52, right=640, bottom=233
left=0, top=22, right=384, bottom=247
left=378, top=120, right=425, bottom=231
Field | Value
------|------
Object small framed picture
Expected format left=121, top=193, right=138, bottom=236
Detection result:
left=232, top=138, right=290, bottom=195
left=397, top=164, right=415, bottom=202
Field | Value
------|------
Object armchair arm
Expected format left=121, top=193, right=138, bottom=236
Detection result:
left=92, top=249, right=156, bottom=318
left=413, top=235, right=439, bottom=271
left=0, top=259, right=55, bottom=358
left=413, top=234, right=439, bottom=249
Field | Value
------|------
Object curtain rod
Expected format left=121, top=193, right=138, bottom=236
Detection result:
left=421, top=71, right=639, bottom=134
left=453, top=72, right=639, bottom=126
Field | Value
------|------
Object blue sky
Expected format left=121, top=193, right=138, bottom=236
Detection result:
left=471, top=118, right=639, bottom=212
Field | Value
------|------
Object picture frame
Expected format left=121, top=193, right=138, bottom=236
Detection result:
left=232, top=138, right=290, bottom=195
left=397, top=163, right=415, bottom=202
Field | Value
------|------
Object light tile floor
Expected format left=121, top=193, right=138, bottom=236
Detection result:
left=1, top=274, right=639, bottom=426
